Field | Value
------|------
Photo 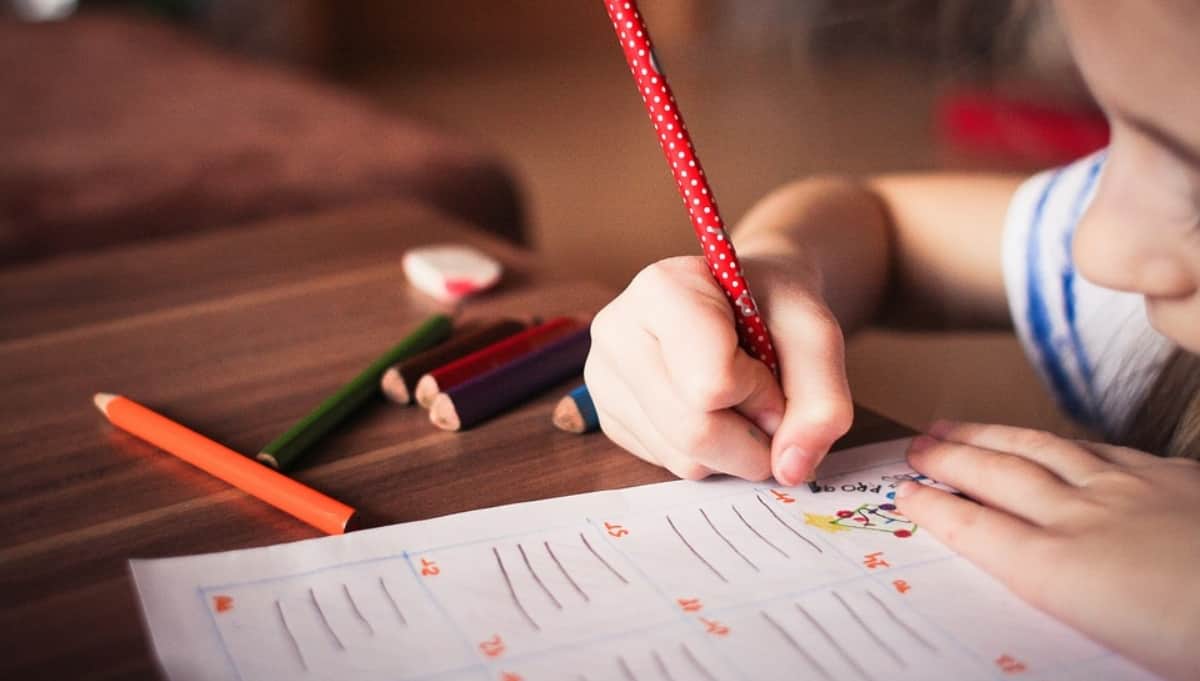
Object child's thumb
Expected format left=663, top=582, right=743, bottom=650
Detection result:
left=769, top=314, right=854, bottom=486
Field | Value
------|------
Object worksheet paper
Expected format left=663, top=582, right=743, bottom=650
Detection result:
left=131, top=438, right=1158, bottom=681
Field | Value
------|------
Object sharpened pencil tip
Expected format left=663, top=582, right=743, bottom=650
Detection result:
left=428, top=393, right=461, bottom=431
left=93, top=392, right=117, bottom=414
left=414, top=375, right=439, bottom=409
left=380, top=367, right=409, bottom=405
left=552, top=396, right=585, bottom=434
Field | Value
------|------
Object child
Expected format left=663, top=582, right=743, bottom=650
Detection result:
left=584, top=2, right=1199, bottom=679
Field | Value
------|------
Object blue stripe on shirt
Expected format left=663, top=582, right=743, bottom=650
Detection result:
left=1061, top=154, right=1105, bottom=424
left=1027, top=168, right=1089, bottom=421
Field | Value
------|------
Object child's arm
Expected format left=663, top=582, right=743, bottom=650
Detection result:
left=585, top=173, right=1023, bottom=485
left=733, top=173, right=1024, bottom=333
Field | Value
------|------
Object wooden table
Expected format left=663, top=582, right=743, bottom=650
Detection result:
left=0, top=201, right=908, bottom=679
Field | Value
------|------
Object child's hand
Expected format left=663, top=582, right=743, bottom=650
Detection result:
left=897, top=422, right=1200, bottom=681
left=585, top=255, right=852, bottom=485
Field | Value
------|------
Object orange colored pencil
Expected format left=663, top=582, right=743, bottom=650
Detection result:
left=94, top=393, right=355, bottom=535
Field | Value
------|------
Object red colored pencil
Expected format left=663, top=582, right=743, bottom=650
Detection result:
left=414, top=317, right=581, bottom=407
left=380, top=318, right=528, bottom=405
left=429, top=327, right=592, bottom=431
left=602, top=0, right=778, bottom=374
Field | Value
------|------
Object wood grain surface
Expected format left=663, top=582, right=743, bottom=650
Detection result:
left=0, top=201, right=908, bottom=679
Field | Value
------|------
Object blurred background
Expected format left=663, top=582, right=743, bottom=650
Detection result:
left=2, top=0, right=1108, bottom=433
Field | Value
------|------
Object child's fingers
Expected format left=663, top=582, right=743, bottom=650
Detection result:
left=894, top=482, right=1049, bottom=602
left=669, top=408, right=774, bottom=481
left=906, top=436, right=1077, bottom=524
left=586, top=344, right=767, bottom=480
left=596, top=403, right=714, bottom=481
left=1073, top=440, right=1159, bottom=468
left=584, top=356, right=659, bottom=467
left=723, top=349, right=786, bottom=437
left=604, top=333, right=773, bottom=481
left=628, top=257, right=787, bottom=418
left=586, top=355, right=707, bottom=478
left=768, top=300, right=853, bottom=486
left=927, top=420, right=1108, bottom=485
left=598, top=405, right=716, bottom=480
left=595, top=392, right=721, bottom=481
left=604, top=256, right=786, bottom=437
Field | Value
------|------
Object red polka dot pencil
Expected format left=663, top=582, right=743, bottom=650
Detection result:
left=602, top=0, right=778, bottom=374
left=413, top=317, right=582, bottom=407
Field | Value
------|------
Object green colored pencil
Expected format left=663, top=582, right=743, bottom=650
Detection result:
left=257, top=314, right=453, bottom=470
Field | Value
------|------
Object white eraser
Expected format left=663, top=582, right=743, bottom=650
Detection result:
left=402, top=244, right=503, bottom=302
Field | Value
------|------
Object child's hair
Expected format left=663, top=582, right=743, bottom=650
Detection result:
left=1122, top=351, right=1200, bottom=459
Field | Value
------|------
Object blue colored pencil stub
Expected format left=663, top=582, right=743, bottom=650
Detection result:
left=553, top=384, right=600, bottom=434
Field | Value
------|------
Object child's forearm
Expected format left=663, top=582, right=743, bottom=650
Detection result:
left=733, top=174, right=1022, bottom=332
left=733, top=176, right=891, bottom=334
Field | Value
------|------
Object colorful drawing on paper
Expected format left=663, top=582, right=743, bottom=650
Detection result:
left=803, top=513, right=853, bottom=535
left=807, top=503, right=916, bottom=538
left=884, top=473, right=954, bottom=500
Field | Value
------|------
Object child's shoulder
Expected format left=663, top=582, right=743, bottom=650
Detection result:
left=1006, top=150, right=1108, bottom=248
left=1001, top=151, right=1173, bottom=435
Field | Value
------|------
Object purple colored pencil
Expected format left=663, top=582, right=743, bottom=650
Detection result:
left=429, top=327, right=591, bottom=431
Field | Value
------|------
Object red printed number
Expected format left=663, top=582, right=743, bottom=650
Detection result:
left=863, top=552, right=891, bottom=569
left=996, top=655, right=1027, bottom=674
left=998, top=652, right=1027, bottom=671
left=770, top=489, right=796, bottom=504
left=700, top=618, right=730, bottom=636
left=500, top=674, right=524, bottom=681
left=420, top=558, right=440, bottom=576
left=212, top=595, right=233, bottom=613
left=480, top=635, right=506, bottom=658
left=604, top=522, right=629, bottom=538
left=892, top=579, right=911, bottom=594
left=677, top=597, right=703, bottom=613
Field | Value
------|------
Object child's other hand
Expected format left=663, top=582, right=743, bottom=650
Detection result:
left=585, top=255, right=852, bottom=485
left=897, top=422, right=1200, bottom=681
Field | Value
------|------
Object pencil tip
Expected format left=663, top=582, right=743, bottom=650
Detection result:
left=256, top=452, right=280, bottom=469
left=93, top=392, right=117, bottom=413
left=380, top=367, right=410, bottom=404
left=552, top=396, right=584, bottom=434
left=414, top=375, right=438, bottom=408
left=428, top=394, right=461, bottom=431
